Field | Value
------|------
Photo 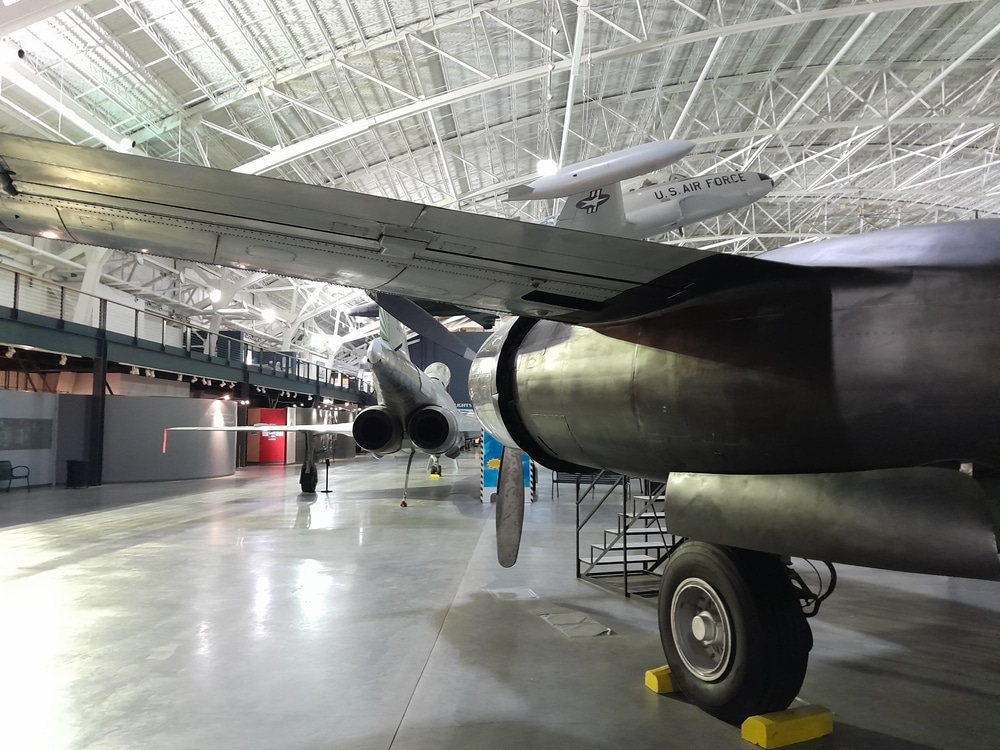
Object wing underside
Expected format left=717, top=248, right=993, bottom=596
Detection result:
left=0, top=134, right=794, bottom=325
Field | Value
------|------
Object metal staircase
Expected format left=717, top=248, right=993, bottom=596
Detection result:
left=575, top=474, right=676, bottom=597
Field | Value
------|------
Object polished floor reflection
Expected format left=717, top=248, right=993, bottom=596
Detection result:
left=0, top=455, right=997, bottom=749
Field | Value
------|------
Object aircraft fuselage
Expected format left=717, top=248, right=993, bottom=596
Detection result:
left=353, top=339, right=465, bottom=457
left=619, top=171, right=774, bottom=238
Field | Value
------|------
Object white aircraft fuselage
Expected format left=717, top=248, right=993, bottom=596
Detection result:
left=554, top=170, right=774, bottom=238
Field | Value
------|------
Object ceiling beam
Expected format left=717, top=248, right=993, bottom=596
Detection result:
left=0, top=0, right=81, bottom=37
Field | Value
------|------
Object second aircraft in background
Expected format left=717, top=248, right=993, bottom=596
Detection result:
left=167, top=305, right=480, bottom=495
left=507, top=139, right=773, bottom=239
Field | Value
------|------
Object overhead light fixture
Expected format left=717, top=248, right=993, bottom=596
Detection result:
left=59, top=355, right=67, bottom=366
left=262, top=308, right=277, bottom=324
left=177, top=373, right=184, bottom=381
left=5, top=347, right=14, bottom=358
left=537, top=158, right=558, bottom=176
left=145, top=369, right=155, bottom=378
left=130, top=366, right=140, bottom=375
left=40, top=229, right=61, bottom=239
left=191, top=376, right=199, bottom=383
left=209, top=289, right=222, bottom=303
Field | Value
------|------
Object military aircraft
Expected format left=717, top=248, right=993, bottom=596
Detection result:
left=166, top=305, right=481, bottom=495
left=506, top=140, right=774, bottom=238
left=1, top=133, right=998, bottom=724
left=348, top=303, right=482, bottom=485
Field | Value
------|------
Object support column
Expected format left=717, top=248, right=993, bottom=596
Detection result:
left=236, top=371, right=250, bottom=468
left=87, top=335, right=108, bottom=486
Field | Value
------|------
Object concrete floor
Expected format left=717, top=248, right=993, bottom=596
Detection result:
left=0, top=454, right=998, bottom=750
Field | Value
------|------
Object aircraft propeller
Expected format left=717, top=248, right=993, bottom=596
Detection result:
left=495, top=447, right=527, bottom=567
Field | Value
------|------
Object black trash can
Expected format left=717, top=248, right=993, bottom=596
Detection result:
left=66, top=460, right=89, bottom=489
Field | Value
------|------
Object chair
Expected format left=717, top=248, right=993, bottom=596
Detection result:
left=0, top=460, right=30, bottom=492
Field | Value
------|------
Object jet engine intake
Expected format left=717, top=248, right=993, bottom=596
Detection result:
left=352, top=405, right=403, bottom=454
left=469, top=317, right=594, bottom=473
left=406, top=405, right=460, bottom=456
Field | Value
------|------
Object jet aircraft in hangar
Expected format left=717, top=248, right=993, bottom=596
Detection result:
left=1, top=133, right=998, bottom=724
left=167, top=305, right=480, bottom=495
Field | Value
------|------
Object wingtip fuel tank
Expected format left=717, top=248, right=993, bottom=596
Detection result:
left=506, top=140, right=695, bottom=201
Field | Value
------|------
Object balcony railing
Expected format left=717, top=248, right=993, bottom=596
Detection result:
left=0, top=265, right=367, bottom=393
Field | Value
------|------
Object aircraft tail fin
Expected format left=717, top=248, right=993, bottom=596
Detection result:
left=378, top=306, right=409, bottom=360
left=553, top=182, right=627, bottom=236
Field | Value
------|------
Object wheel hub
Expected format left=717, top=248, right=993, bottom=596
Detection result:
left=691, top=611, right=718, bottom=642
left=671, top=577, right=732, bottom=681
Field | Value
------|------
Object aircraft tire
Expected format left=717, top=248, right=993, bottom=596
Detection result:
left=658, top=541, right=811, bottom=724
left=300, top=466, right=318, bottom=494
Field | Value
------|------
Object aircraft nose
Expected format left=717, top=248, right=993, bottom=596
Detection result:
left=758, top=173, right=774, bottom=186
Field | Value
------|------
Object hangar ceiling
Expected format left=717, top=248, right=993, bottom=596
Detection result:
left=1, top=0, right=998, bottom=373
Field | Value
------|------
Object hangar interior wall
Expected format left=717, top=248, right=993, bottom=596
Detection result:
left=2, top=392, right=238, bottom=487
left=0, top=390, right=59, bottom=487
left=103, top=397, right=237, bottom=483
left=56, top=394, right=89, bottom=485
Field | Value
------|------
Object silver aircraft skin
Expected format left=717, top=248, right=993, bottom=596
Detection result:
left=0, top=133, right=997, bottom=725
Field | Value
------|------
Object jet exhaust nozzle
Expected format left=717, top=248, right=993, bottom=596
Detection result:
left=352, top=405, right=403, bottom=454
left=406, top=405, right=460, bottom=455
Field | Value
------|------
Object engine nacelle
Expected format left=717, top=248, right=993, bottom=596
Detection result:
left=471, top=264, right=1000, bottom=480
left=352, top=405, right=403, bottom=454
left=469, top=318, right=594, bottom=473
left=406, top=405, right=461, bottom=456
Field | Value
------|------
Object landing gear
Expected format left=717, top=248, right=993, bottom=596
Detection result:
left=658, top=542, right=812, bottom=724
left=401, top=451, right=416, bottom=506
left=299, top=463, right=318, bottom=493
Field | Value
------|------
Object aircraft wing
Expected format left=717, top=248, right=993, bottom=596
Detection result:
left=0, top=134, right=783, bottom=325
left=166, top=424, right=354, bottom=434
left=162, top=423, right=353, bottom=453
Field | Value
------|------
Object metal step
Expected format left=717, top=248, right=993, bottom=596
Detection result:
left=604, top=526, right=670, bottom=536
left=624, top=510, right=666, bottom=520
left=594, top=538, right=671, bottom=553
left=582, top=553, right=657, bottom=566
